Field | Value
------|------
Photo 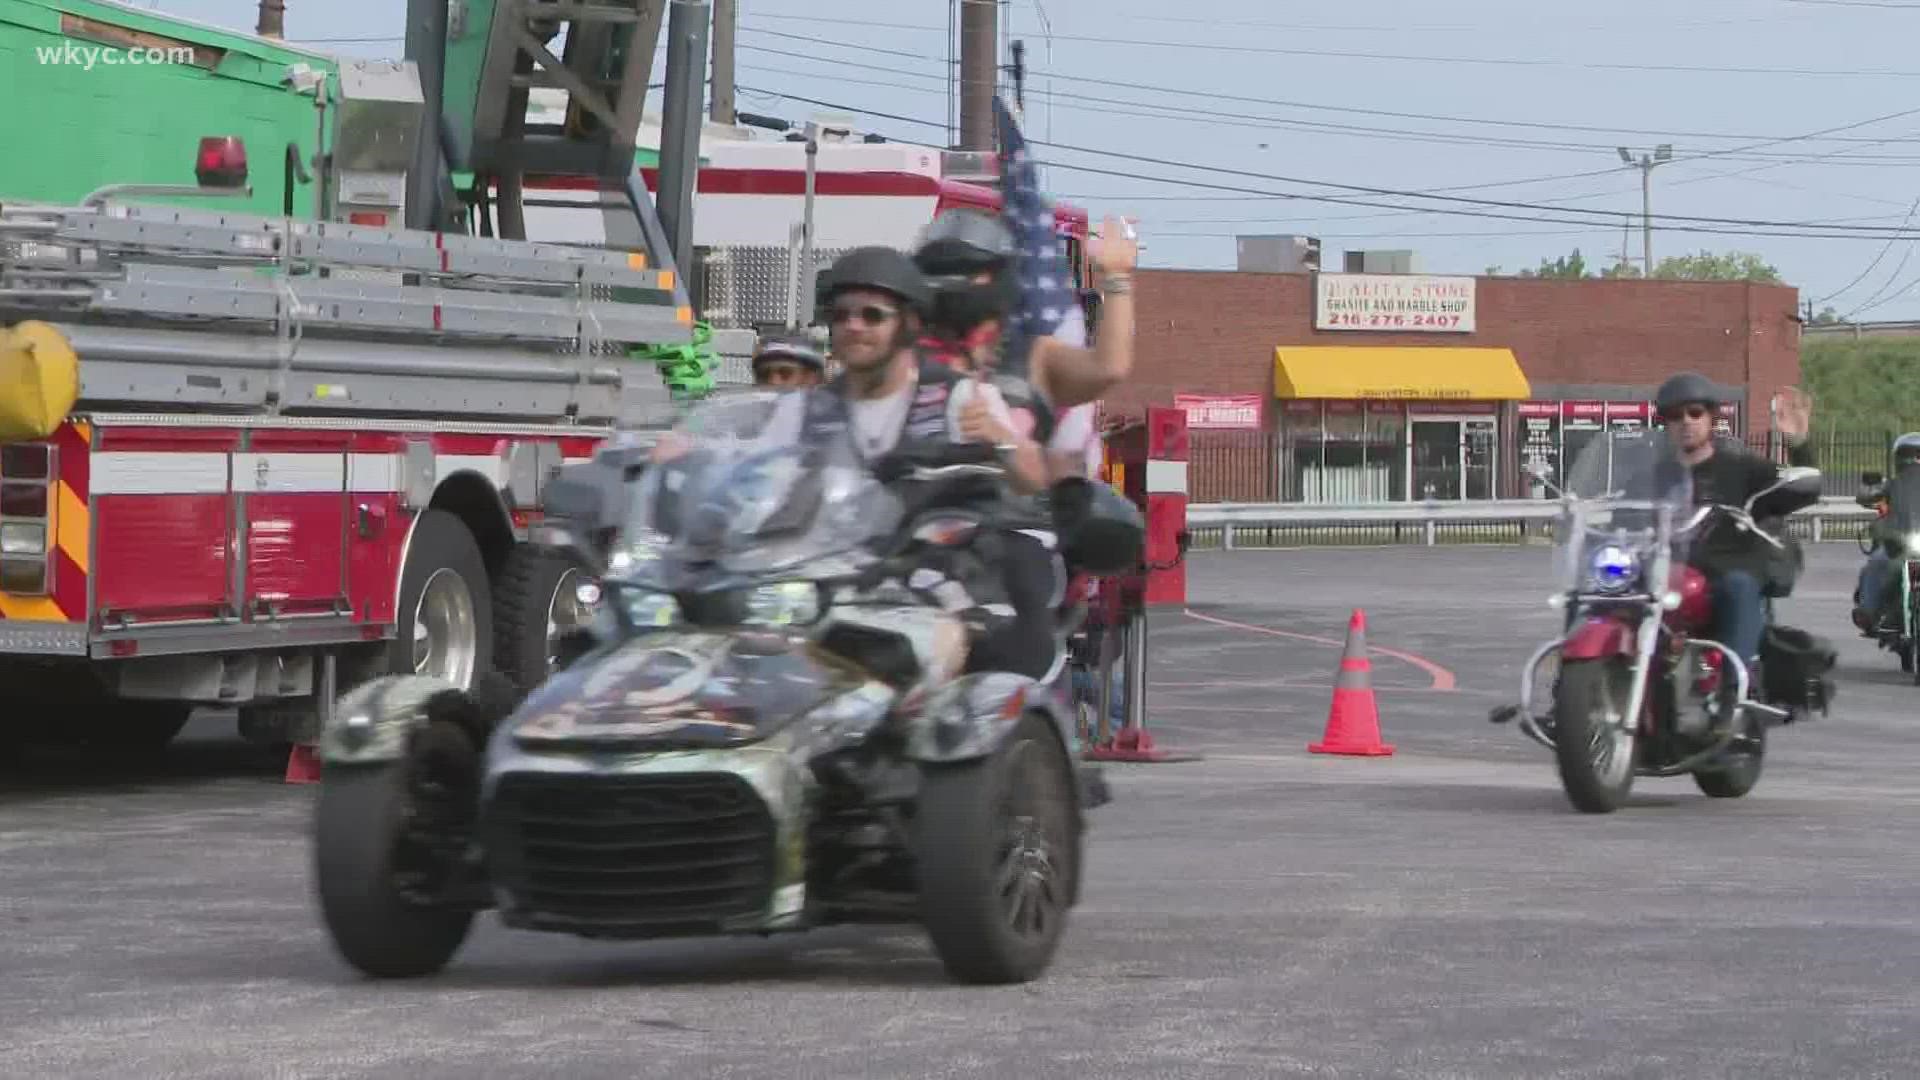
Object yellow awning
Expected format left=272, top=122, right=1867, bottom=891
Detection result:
left=1273, top=346, right=1530, bottom=401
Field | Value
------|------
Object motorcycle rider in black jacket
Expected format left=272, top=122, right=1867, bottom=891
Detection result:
left=1657, top=373, right=1816, bottom=687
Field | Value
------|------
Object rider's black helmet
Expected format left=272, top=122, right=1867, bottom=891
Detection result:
left=1894, top=432, right=1920, bottom=469
left=816, top=246, right=932, bottom=318
left=913, top=208, right=1021, bottom=333
left=1653, top=371, right=1726, bottom=416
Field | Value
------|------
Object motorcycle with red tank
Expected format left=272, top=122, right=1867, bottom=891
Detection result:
left=1490, top=428, right=1835, bottom=814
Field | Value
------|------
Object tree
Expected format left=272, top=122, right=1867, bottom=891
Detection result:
left=1812, top=305, right=1842, bottom=326
left=1519, top=248, right=1592, bottom=279
left=1650, top=250, right=1783, bottom=283
left=1488, top=247, right=1784, bottom=283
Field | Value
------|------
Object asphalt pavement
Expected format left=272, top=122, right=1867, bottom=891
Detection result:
left=5, top=543, right=1919, bottom=1079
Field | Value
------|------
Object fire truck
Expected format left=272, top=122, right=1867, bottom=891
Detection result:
left=0, top=0, right=712, bottom=754
left=505, top=90, right=1095, bottom=376
left=0, top=0, right=1094, bottom=757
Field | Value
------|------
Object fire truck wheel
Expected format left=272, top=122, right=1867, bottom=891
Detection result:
left=388, top=511, right=494, bottom=692
left=492, top=545, right=592, bottom=698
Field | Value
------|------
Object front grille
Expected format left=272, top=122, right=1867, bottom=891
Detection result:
left=485, top=772, right=777, bottom=934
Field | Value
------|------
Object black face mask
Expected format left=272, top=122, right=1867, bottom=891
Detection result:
left=927, top=273, right=1019, bottom=335
left=929, top=287, right=999, bottom=333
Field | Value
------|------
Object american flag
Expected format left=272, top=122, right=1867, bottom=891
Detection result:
left=994, top=95, right=1075, bottom=382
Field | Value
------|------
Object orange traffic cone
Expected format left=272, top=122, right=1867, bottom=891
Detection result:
left=284, top=743, right=321, bottom=784
left=1309, top=609, right=1395, bottom=757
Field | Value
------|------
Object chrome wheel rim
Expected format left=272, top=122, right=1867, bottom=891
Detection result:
left=545, top=568, right=591, bottom=672
left=412, top=568, right=477, bottom=687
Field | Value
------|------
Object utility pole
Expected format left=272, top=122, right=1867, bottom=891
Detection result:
left=256, top=0, right=284, bottom=39
left=958, top=0, right=997, bottom=150
left=710, top=0, right=736, bottom=124
left=1617, top=144, right=1673, bottom=277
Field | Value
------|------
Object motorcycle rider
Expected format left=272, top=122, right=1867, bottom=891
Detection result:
left=1850, top=432, right=1920, bottom=631
left=910, top=208, right=1139, bottom=430
left=810, top=245, right=1060, bottom=679
left=1657, top=373, right=1816, bottom=688
left=750, top=332, right=827, bottom=390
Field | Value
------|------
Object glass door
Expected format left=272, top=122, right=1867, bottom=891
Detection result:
left=1464, top=418, right=1497, bottom=500
left=1410, top=420, right=1461, bottom=500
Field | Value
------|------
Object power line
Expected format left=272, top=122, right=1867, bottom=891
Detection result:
left=735, top=30, right=1920, bottom=159
left=732, top=21, right=1920, bottom=80
left=737, top=8, right=1827, bottom=33
left=1812, top=194, right=1920, bottom=304
left=732, top=85, right=1920, bottom=241
left=1782, top=0, right=1920, bottom=8
left=741, top=50, right=1920, bottom=164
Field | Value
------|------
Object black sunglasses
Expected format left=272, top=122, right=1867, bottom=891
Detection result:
left=829, top=302, right=898, bottom=327
left=1658, top=404, right=1713, bottom=423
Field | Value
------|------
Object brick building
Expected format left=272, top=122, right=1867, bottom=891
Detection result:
left=1108, top=269, right=1802, bottom=503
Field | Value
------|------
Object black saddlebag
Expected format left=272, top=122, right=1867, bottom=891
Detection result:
left=1762, top=624, right=1838, bottom=718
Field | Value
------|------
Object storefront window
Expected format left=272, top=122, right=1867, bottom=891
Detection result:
left=1365, top=402, right=1405, bottom=502
left=1268, top=396, right=1744, bottom=506
left=1520, top=402, right=1560, bottom=497
left=1316, top=402, right=1368, bottom=501
left=1282, top=401, right=1322, bottom=502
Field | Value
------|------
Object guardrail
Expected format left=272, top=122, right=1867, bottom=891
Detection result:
left=1186, top=497, right=1876, bottom=550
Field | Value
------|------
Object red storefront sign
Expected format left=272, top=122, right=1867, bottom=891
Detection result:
left=1607, top=401, right=1650, bottom=433
left=1174, top=393, right=1265, bottom=430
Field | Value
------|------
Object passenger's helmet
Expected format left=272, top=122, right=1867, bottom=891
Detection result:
left=913, top=208, right=1020, bottom=333
left=914, top=208, right=1016, bottom=276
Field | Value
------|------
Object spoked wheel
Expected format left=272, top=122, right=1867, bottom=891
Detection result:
left=1552, top=659, right=1639, bottom=814
left=1694, top=711, right=1766, bottom=799
left=313, top=720, right=481, bottom=978
left=916, top=712, right=1081, bottom=984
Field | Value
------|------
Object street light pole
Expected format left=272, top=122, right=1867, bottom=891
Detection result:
left=1618, top=144, right=1673, bottom=276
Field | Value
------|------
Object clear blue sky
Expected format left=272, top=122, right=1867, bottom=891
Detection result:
left=144, top=0, right=1920, bottom=319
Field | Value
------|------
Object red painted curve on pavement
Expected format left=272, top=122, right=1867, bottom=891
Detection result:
left=1180, top=607, right=1459, bottom=693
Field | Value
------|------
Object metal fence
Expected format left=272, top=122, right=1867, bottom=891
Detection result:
left=1185, top=498, right=1875, bottom=550
left=1186, top=427, right=1898, bottom=506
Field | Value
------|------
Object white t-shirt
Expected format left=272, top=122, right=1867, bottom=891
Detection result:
left=848, top=370, right=1017, bottom=458
left=1050, top=403, right=1101, bottom=476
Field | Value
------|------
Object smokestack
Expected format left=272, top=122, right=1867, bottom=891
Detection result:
left=958, top=0, right=996, bottom=150
left=256, top=0, right=285, bottom=39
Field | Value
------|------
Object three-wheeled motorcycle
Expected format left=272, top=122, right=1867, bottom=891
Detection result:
left=1491, top=428, right=1836, bottom=813
left=310, top=391, right=1142, bottom=984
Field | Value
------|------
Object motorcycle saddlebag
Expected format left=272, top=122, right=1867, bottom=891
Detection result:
left=1761, top=624, right=1838, bottom=716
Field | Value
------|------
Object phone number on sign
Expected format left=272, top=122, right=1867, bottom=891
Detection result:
left=1323, top=312, right=1464, bottom=328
